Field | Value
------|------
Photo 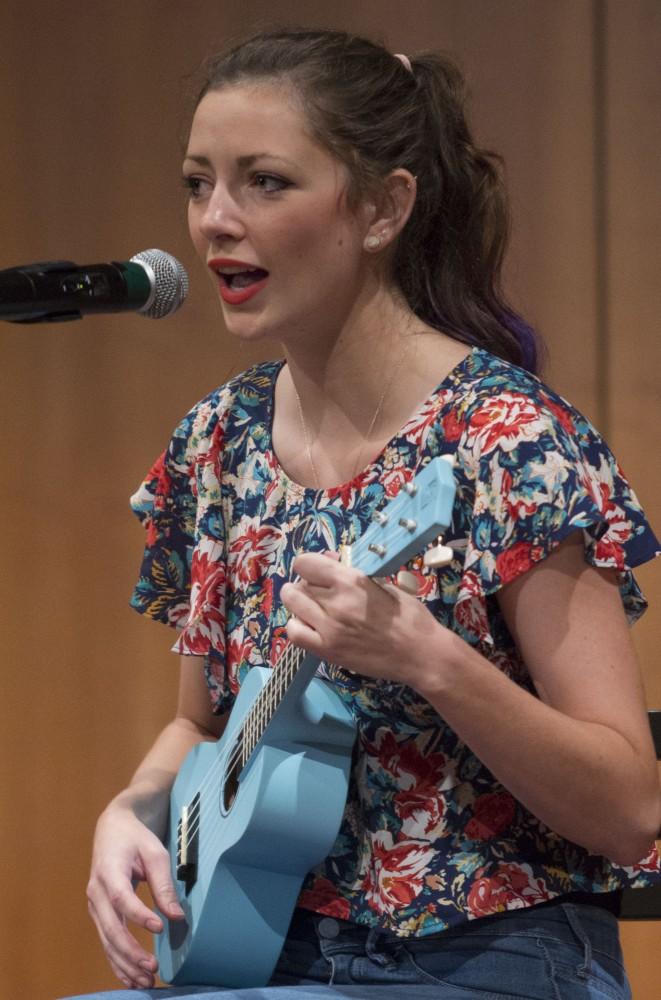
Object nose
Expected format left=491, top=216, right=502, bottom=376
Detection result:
left=195, top=185, right=245, bottom=243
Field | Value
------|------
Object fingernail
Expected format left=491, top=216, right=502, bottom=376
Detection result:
left=147, top=917, right=161, bottom=932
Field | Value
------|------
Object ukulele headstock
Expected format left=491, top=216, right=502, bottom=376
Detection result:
left=350, top=455, right=457, bottom=577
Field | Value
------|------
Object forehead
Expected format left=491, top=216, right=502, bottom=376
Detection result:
left=187, top=82, right=322, bottom=161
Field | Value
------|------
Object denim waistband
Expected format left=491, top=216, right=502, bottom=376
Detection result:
left=292, top=894, right=621, bottom=958
left=275, top=899, right=629, bottom=996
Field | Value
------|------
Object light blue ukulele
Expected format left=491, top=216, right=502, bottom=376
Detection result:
left=156, top=455, right=457, bottom=987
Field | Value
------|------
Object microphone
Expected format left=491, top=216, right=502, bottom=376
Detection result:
left=0, top=249, right=189, bottom=323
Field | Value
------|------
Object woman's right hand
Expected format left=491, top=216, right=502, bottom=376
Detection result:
left=86, top=803, right=184, bottom=989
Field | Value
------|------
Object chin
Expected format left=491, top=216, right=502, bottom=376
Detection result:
left=222, top=312, right=276, bottom=344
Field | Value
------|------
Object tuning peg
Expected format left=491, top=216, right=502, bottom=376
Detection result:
left=423, top=539, right=455, bottom=568
left=396, top=570, right=419, bottom=596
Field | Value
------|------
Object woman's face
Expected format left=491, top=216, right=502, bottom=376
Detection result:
left=184, top=82, right=374, bottom=345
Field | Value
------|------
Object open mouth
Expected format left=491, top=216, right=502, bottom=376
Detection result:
left=208, top=259, right=270, bottom=305
left=216, top=266, right=269, bottom=289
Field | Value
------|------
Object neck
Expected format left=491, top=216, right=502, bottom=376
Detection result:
left=282, top=285, right=415, bottom=433
left=272, top=283, right=470, bottom=489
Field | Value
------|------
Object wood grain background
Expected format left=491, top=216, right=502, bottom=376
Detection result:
left=0, top=2, right=658, bottom=997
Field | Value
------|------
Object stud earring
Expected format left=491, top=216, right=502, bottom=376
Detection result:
left=365, top=234, right=382, bottom=251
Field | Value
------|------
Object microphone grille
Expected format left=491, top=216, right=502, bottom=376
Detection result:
left=131, top=249, right=189, bottom=319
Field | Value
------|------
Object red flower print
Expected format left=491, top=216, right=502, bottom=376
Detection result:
left=327, top=480, right=359, bottom=508
left=261, top=576, right=274, bottom=621
left=441, top=409, right=464, bottom=442
left=505, top=494, right=537, bottom=520
left=414, top=569, right=437, bottom=599
left=467, top=862, right=553, bottom=918
left=190, top=542, right=226, bottom=609
left=363, top=832, right=434, bottom=915
left=465, top=792, right=515, bottom=841
left=455, top=569, right=490, bottom=643
left=173, top=538, right=227, bottom=655
left=395, top=782, right=447, bottom=839
left=227, top=632, right=256, bottom=674
left=372, top=730, right=447, bottom=785
left=466, top=394, right=542, bottom=455
left=579, top=465, right=633, bottom=569
left=270, top=625, right=289, bottom=667
left=196, top=418, right=225, bottom=470
left=145, top=516, right=159, bottom=548
left=145, top=454, right=172, bottom=513
left=593, top=537, right=626, bottom=570
left=542, top=395, right=576, bottom=436
left=229, top=523, right=282, bottom=585
left=298, top=877, right=351, bottom=920
left=495, top=541, right=542, bottom=584
left=401, top=397, right=443, bottom=448
left=381, top=466, right=410, bottom=498
left=499, top=468, right=537, bottom=521
left=174, top=604, right=225, bottom=656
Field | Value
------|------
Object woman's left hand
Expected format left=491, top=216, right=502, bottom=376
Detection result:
left=281, top=551, right=457, bottom=689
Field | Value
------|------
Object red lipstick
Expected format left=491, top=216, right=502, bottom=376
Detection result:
left=208, top=257, right=269, bottom=306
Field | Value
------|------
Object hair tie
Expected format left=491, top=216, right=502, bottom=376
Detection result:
left=394, top=52, right=412, bottom=73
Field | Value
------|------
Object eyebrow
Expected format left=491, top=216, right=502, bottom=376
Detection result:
left=183, top=154, right=213, bottom=168
left=183, top=152, right=298, bottom=169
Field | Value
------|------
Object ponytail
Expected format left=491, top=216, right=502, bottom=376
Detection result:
left=394, top=54, right=540, bottom=372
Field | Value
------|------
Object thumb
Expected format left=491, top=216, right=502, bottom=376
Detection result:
left=144, top=848, right=185, bottom=920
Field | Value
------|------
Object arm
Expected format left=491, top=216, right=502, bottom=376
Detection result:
left=283, top=533, right=661, bottom=865
left=87, top=655, right=226, bottom=990
left=421, top=531, right=660, bottom=863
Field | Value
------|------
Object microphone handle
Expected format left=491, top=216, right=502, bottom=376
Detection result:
left=0, top=260, right=152, bottom=323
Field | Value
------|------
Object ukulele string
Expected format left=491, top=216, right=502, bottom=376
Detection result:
left=190, top=642, right=307, bottom=866
left=181, top=531, right=379, bottom=854
left=180, top=641, right=304, bottom=850
left=179, top=531, right=377, bottom=856
left=182, top=643, right=296, bottom=835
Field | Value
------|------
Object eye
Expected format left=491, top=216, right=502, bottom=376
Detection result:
left=250, top=173, right=291, bottom=194
left=181, top=175, right=210, bottom=200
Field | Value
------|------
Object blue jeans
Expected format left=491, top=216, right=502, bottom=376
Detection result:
left=62, top=900, right=631, bottom=999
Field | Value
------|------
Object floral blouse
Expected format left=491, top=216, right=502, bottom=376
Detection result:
left=130, top=347, right=660, bottom=936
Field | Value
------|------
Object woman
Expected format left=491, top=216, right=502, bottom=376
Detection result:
left=78, top=29, right=660, bottom=1000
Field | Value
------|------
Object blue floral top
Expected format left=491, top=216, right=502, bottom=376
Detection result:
left=130, top=347, right=660, bottom=935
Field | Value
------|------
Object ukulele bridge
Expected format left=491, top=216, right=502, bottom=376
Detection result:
left=176, top=792, right=200, bottom=895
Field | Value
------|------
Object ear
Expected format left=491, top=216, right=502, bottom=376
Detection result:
left=362, top=169, right=416, bottom=253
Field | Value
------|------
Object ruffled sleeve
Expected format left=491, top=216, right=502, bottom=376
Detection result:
left=452, top=381, right=660, bottom=647
left=129, top=424, right=198, bottom=631
left=129, top=393, right=229, bottom=663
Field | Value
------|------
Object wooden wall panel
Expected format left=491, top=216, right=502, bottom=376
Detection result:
left=603, top=0, right=661, bottom=705
left=602, top=2, right=661, bottom=994
left=0, top=1, right=657, bottom=997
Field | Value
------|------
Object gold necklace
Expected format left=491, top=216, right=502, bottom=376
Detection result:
left=292, top=353, right=406, bottom=489
left=293, top=385, right=322, bottom=488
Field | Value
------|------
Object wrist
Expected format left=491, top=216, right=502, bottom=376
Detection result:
left=106, top=785, right=169, bottom=833
left=408, top=615, right=474, bottom=702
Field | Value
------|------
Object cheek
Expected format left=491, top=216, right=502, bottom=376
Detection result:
left=274, top=212, right=359, bottom=269
left=187, top=205, right=207, bottom=260
left=270, top=215, right=320, bottom=259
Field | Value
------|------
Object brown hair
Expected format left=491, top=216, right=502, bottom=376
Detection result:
left=194, top=29, right=540, bottom=373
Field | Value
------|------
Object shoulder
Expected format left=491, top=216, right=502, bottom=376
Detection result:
left=130, top=360, right=282, bottom=516
left=166, top=359, right=284, bottom=467
left=444, top=349, right=598, bottom=467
